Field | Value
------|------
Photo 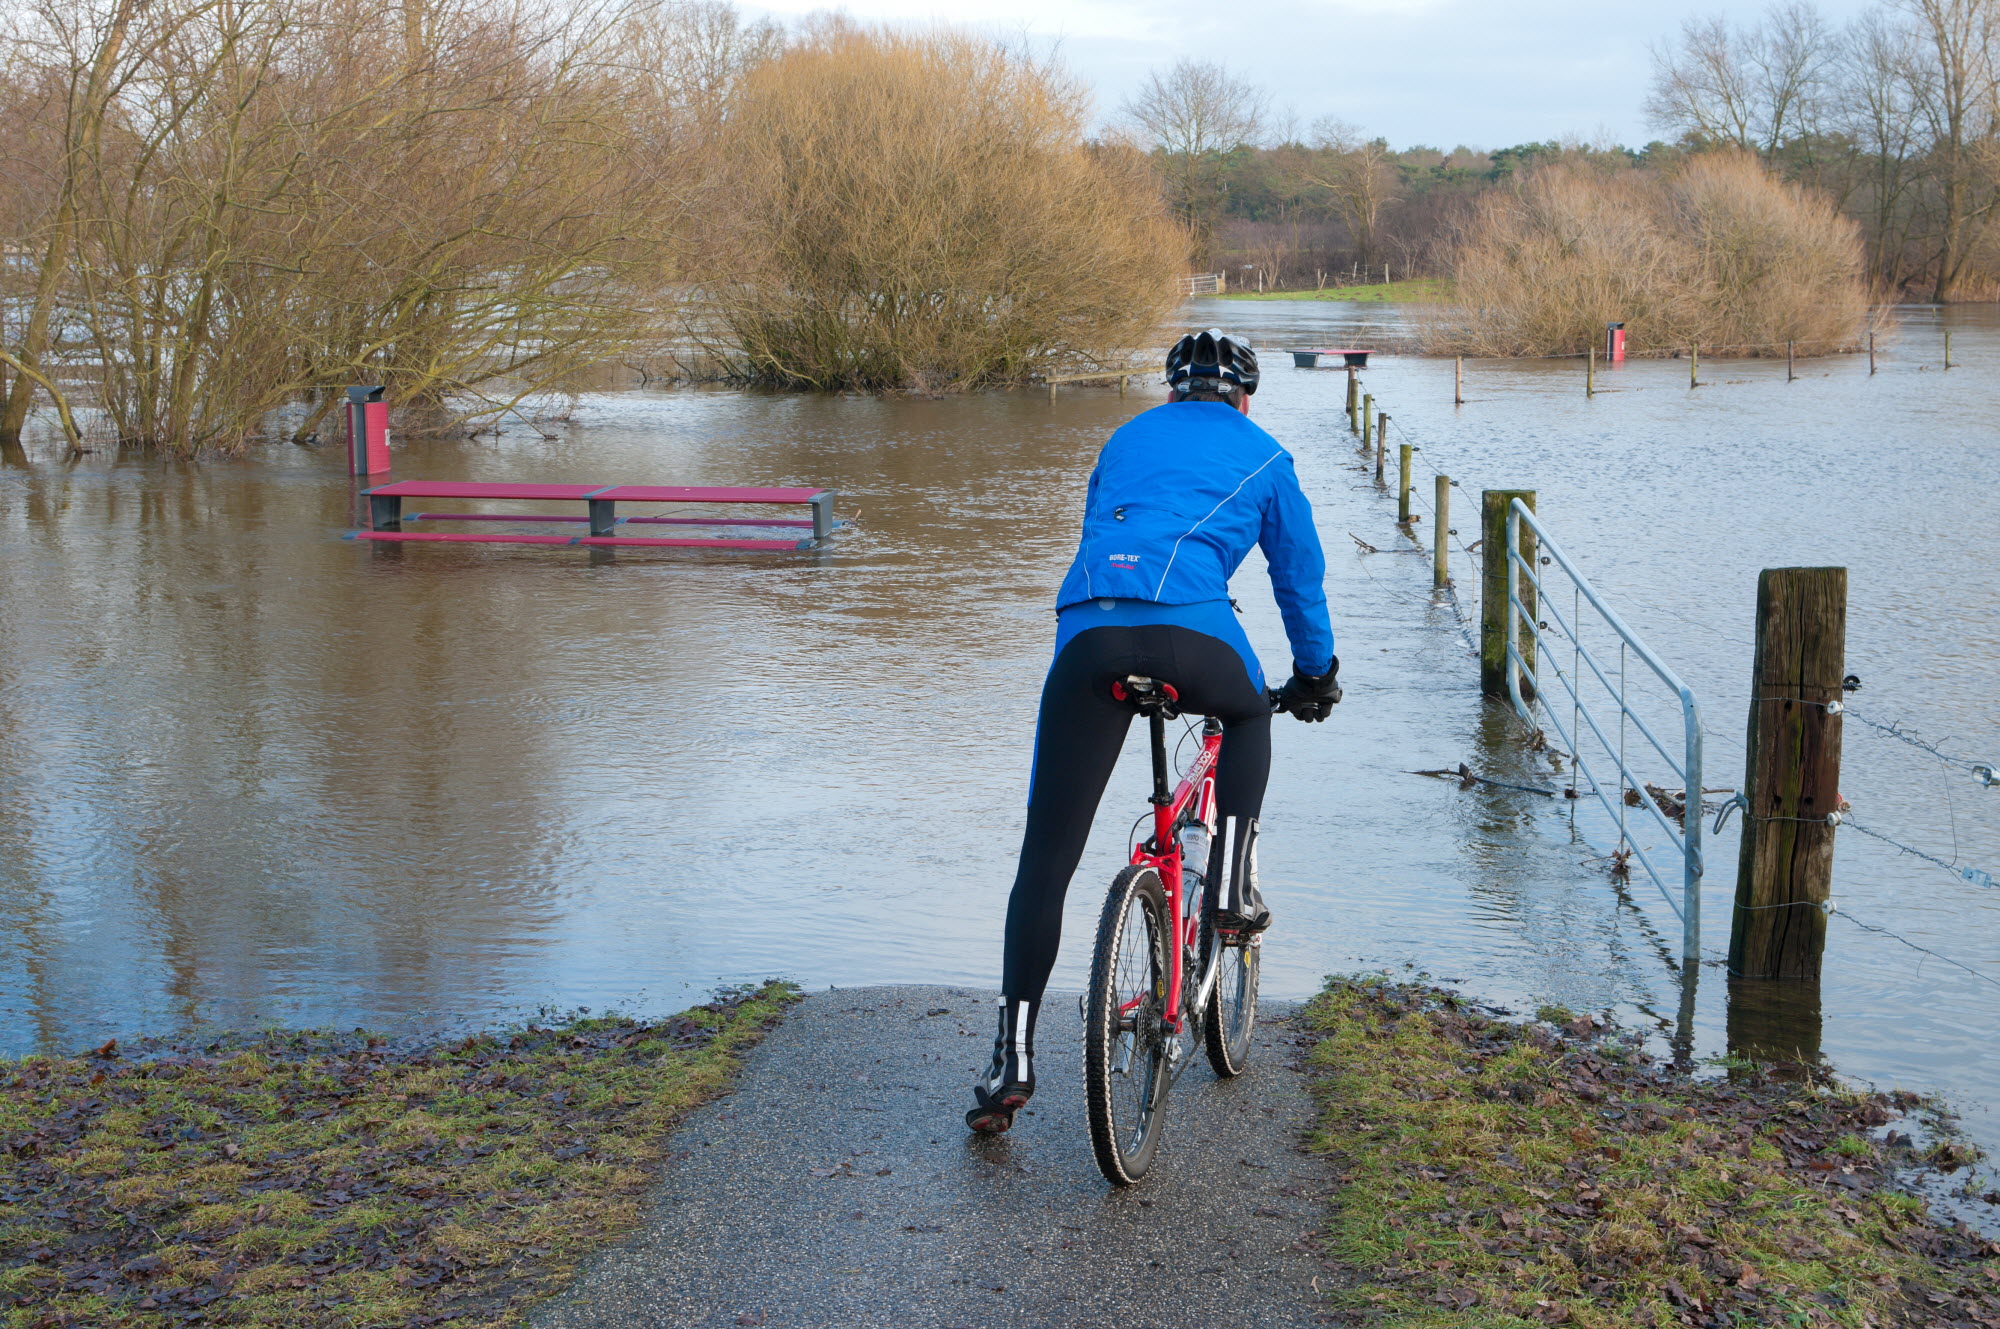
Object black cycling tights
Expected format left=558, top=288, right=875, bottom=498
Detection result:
left=1000, top=624, right=1271, bottom=1003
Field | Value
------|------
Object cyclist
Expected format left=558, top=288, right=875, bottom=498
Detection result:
left=968, top=329, right=1340, bottom=1135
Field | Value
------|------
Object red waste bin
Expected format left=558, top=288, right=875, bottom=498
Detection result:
left=1605, top=322, right=1627, bottom=363
left=345, top=386, right=390, bottom=477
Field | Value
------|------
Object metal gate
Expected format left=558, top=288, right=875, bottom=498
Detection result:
left=1503, top=499, right=1706, bottom=965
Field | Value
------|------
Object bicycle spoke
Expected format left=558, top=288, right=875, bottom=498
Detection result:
left=1111, top=896, right=1153, bottom=1142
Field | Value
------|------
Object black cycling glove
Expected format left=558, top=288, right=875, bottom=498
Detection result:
left=1277, top=657, right=1341, bottom=722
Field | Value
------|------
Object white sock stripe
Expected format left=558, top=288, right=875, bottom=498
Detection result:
left=1219, top=817, right=1238, bottom=909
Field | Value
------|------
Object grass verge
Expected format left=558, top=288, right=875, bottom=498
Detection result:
left=1297, top=977, right=1999, bottom=1327
left=0, top=981, right=800, bottom=1328
left=1218, top=279, right=1452, bottom=304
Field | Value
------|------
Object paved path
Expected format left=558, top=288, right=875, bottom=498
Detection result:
left=533, top=985, right=1343, bottom=1329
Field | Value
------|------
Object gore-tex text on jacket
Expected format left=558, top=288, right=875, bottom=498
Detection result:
left=1055, top=401, right=1334, bottom=676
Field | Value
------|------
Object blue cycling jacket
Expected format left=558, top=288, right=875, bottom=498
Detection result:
left=1055, top=402, right=1335, bottom=677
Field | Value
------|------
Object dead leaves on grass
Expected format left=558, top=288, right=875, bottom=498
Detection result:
left=1297, top=978, right=2000, bottom=1328
left=0, top=982, right=799, bottom=1327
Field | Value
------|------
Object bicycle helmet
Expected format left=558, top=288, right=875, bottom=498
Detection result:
left=1165, top=328, right=1259, bottom=397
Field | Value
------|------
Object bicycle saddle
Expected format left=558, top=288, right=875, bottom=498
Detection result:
left=1110, top=674, right=1181, bottom=718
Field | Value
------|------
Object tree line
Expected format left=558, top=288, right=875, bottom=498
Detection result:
left=1129, top=0, right=2000, bottom=303
left=7, top=0, right=1982, bottom=454
left=0, top=0, right=1177, bottom=453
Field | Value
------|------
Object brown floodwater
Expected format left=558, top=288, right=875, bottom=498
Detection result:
left=1, top=300, right=1996, bottom=1209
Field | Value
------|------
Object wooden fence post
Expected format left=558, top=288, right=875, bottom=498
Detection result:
left=1454, top=356, right=1464, bottom=405
left=1944, top=329, right=1953, bottom=369
left=1786, top=340, right=1795, bottom=382
left=1433, top=475, right=1450, bottom=586
left=1397, top=443, right=1412, bottom=522
left=1480, top=490, right=1535, bottom=698
left=1729, top=567, right=1847, bottom=980
left=1868, top=331, right=1876, bottom=375
left=1375, top=414, right=1388, bottom=482
left=1586, top=343, right=1595, bottom=396
left=1361, top=394, right=1373, bottom=451
left=1690, top=344, right=1699, bottom=388
left=1346, top=366, right=1359, bottom=428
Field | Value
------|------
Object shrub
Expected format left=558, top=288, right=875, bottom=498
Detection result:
left=702, top=26, right=1185, bottom=391
left=1425, top=152, right=1873, bottom=358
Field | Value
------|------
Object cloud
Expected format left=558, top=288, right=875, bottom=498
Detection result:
left=742, top=0, right=1882, bottom=146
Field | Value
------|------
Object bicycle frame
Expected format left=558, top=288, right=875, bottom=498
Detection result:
left=1125, top=705, right=1223, bottom=1037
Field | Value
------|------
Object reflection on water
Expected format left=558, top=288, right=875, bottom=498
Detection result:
left=0, top=301, right=1996, bottom=1181
left=1727, top=977, right=1825, bottom=1077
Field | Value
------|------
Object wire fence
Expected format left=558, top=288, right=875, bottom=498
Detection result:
left=1336, top=383, right=2000, bottom=996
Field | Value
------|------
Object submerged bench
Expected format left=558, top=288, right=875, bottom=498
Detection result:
left=1290, top=348, right=1372, bottom=368
left=348, top=481, right=841, bottom=551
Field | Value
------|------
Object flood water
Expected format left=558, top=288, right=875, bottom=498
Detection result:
left=2, top=301, right=1996, bottom=1196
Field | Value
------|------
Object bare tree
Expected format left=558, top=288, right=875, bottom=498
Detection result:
left=1648, top=15, right=1761, bottom=148
left=0, top=0, right=699, bottom=453
left=1834, top=9, right=1927, bottom=287
left=1122, top=58, right=1264, bottom=256
left=1291, top=119, right=1400, bottom=267
left=1761, top=2, right=1839, bottom=150
left=1646, top=3, right=1837, bottom=158
left=0, top=0, right=209, bottom=449
left=1894, top=0, right=2000, bottom=299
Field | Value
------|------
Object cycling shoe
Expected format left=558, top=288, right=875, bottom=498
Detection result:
left=965, top=997, right=1037, bottom=1133
left=965, top=1082, right=1024, bottom=1133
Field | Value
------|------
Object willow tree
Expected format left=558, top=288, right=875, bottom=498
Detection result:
left=0, top=0, right=698, bottom=454
left=707, top=27, right=1185, bottom=392
left=1426, top=153, right=1871, bottom=357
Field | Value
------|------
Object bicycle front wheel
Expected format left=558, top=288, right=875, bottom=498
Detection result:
left=1084, top=864, right=1173, bottom=1184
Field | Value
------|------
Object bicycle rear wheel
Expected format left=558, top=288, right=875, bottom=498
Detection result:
left=1201, top=913, right=1261, bottom=1077
left=1085, top=865, right=1173, bottom=1184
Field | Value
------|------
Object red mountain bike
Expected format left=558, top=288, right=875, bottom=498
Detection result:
left=1085, top=674, right=1294, bottom=1184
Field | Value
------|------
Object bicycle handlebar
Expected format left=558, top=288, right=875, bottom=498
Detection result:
left=1267, top=682, right=1344, bottom=715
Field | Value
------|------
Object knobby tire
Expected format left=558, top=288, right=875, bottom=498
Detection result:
left=1085, top=865, right=1172, bottom=1184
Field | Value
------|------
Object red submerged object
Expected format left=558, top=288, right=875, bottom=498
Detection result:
left=349, top=480, right=842, bottom=551
left=1605, top=322, right=1627, bottom=363
left=345, top=386, right=391, bottom=476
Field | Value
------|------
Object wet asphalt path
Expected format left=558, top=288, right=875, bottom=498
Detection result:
left=532, top=985, right=1343, bottom=1329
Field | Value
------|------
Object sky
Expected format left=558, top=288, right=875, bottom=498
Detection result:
left=744, top=0, right=1884, bottom=150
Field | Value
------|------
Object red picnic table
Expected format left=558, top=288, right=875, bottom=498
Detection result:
left=348, top=481, right=841, bottom=551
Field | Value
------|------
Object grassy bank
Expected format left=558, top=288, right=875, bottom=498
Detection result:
left=1218, top=279, right=1452, bottom=304
left=0, top=982, right=799, bottom=1328
left=1298, top=977, right=1999, bottom=1327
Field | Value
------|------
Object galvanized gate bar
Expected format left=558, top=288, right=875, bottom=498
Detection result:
left=1503, top=499, right=1705, bottom=965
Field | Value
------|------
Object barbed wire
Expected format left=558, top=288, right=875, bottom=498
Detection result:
left=1844, top=710, right=1998, bottom=784
left=1435, top=330, right=1890, bottom=365
left=1335, top=414, right=1485, bottom=656
left=1834, top=908, right=2000, bottom=993
left=1843, top=817, right=1997, bottom=891
left=1337, top=380, right=2000, bottom=1006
